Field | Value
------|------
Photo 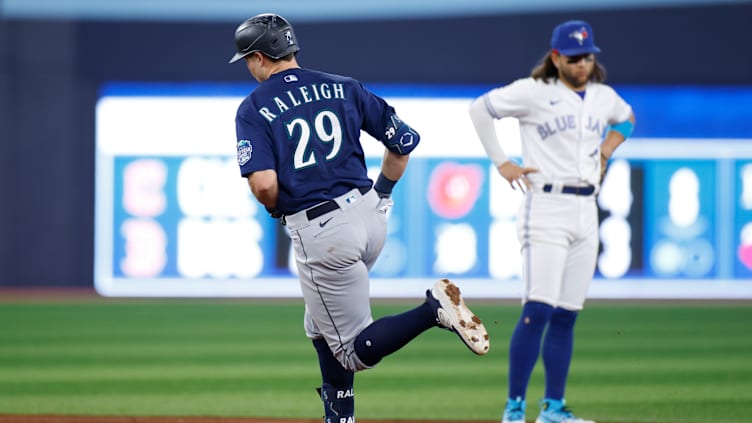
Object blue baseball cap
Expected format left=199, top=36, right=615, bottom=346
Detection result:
left=550, top=20, right=601, bottom=56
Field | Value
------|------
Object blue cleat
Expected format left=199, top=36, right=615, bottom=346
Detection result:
left=535, top=398, right=594, bottom=423
left=503, top=396, right=526, bottom=423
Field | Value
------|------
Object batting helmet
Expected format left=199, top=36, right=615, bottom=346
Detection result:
left=229, top=13, right=300, bottom=63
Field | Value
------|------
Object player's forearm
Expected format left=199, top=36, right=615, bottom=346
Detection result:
left=380, top=150, right=409, bottom=181
left=468, top=98, right=508, bottom=167
left=602, top=114, right=635, bottom=159
left=600, top=132, right=624, bottom=160
left=373, top=150, right=408, bottom=198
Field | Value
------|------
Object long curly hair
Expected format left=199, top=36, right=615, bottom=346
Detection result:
left=530, top=50, right=607, bottom=83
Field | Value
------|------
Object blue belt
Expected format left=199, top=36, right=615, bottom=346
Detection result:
left=542, top=184, right=595, bottom=196
left=305, top=186, right=371, bottom=220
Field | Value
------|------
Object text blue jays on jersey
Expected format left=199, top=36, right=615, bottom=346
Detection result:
left=537, top=114, right=605, bottom=140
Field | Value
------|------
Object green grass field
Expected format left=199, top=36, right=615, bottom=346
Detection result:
left=0, top=298, right=750, bottom=422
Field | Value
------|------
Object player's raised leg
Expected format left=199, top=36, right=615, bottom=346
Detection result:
left=353, top=278, right=489, bottom=369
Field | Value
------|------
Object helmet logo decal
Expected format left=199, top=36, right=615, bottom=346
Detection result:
left=229, top=13, right=300, bottom=63
left=568, top=27, right=589, bottom=46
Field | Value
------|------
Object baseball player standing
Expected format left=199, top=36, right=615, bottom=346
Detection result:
left=469, top=20, right=635, bottom=423
left=230, top=13, right=489, bottom=423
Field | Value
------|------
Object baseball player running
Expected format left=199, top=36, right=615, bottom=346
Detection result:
left=230, top=13, right=489, bottom=423
left=469, top=20, right=635, bottom=423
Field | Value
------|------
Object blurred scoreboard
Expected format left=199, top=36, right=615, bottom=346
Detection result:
left=94, top=83, right=752, bottom=298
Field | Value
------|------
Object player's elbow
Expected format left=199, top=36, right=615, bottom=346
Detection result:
left=253, top=186, right=277, bottom=206
left=248, top=170, right=279, bottom=207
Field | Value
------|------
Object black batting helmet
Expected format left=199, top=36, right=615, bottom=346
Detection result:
left=229, top=13, right=300, bottom=63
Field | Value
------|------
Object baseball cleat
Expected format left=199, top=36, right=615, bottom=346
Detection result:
left=426, top=278, right=490, bottom=355
left=503, top=396, right=526, bottom=423
left=535, top=398, right=594, bottom=423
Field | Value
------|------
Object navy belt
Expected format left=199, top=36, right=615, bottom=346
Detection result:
left=305, top=186, right=370, bottom=220
left=542, top=184, right=595, bottom=196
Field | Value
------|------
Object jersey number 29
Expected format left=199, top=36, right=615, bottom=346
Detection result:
left=286, top=110, right=343, bottom=170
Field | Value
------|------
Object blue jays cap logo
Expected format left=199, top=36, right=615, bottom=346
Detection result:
left=568, top=27, right=589, bottom=46
left=551, top=20, right=601, bottom=56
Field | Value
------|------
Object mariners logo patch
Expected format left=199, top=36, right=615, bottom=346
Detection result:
left=237, top=139, right=252, bottom=166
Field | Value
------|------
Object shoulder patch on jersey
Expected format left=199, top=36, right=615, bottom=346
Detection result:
left=237, top=139, right=252, bottom=166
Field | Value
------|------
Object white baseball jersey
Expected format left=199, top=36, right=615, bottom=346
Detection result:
left=481, top=77, right=632, bottom=187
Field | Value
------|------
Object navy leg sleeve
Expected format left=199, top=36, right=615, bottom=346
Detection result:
left=353, top=302, right=435, bottom=366
left=542, top=307, right=578, bottom=400
left=508, top=301, right=554, bottom=399
left=313, top=339, right=355, bottom=422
